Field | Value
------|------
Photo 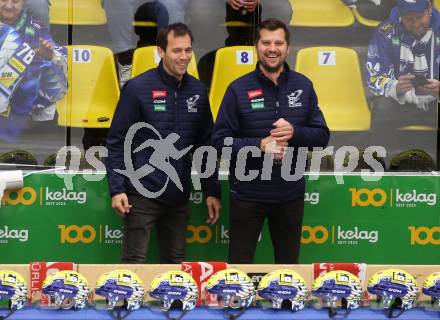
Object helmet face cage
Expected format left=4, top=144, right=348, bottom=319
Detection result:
left=257, top=269, right=308, bottom=311
left=367, top=269, right=418, bottom=310
left=206, top=269, right=255, bottom=309
left=312, top=271, right=362, bottom=310
left=95, top=270, right=145, bottom=311
left=0, top=270, right=28, bottom=310
left=149, top=271, right=199, bottom=311
left=422, top=272, right=440, bottom=307
left=42, top=271, right=90, bottom=310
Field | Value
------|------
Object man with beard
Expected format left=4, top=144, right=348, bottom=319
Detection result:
left=212, top=18, right=329, bottom=264
left=366, top=0, right=440, bottom=160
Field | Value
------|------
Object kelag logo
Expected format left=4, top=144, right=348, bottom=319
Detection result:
left=58, top=225, right=122, bottom=244
left=59, top=225, right=96, bottom=243
left=301, top=225, right=379, bottom=245
left=2, top=187, right=87, bottom=206
left=1, top=187, right=37, bottom=206
left=0, top=226, right=29, bottom=243
left=45, top=188, right=86, bottom=205
left=301, top=226, right=328, bottom=244
left=395, top=190, right=436, bottom=207
left=408, top=226, right=440, bottom=245
left=349, top=188, right=387, bottom=207
left=186, top=225, right=212, bottom=244
left=349, top=188, right=437, bottom=208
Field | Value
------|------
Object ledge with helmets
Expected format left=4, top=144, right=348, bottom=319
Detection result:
left=0, top=262, right=438, bottom=316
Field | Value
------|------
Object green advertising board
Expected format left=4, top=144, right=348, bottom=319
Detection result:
left=0, top=173, right=439, bottom=264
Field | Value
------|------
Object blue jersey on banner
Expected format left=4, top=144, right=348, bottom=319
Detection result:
left=0, top=24, right=32, bottom=116
left=0, top=23, right=39, bottom=142
left=12, top=12, right=67, bottom=120
left=366, top=7, right=440, bottom=101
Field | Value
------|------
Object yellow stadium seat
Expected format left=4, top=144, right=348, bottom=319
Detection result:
left=132, top=21, right=157, bottom=27
left=131, top=46, right=199, bottom=79
left=435, top=0, right=440, bottom=11
left=352, top=8, right=380, bottom=27
left=288, top=0, right=354, bottom=27
left=209, top=46, right=257, bottom=120
left=57, top=46, right=120, bottom=128
left=399, top=125, right=437, bottom=131
left=295, top=47, right=370, bottom=131
left=223, top=21, right=252, bottom=27
left=50, top=0, right=107, bottom=25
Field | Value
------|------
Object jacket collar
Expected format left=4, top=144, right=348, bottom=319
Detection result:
left=255, top=61, right=290, bottom=84
left=157, top=61, right=187, bottom=88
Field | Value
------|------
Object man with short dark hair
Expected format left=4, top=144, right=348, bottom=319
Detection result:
left=106, top=23, right=221, bottom=264
left=212, top=18, right=329, bottom=264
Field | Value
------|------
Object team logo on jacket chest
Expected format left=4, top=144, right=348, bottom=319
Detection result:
left=186, top=95, right=199, bottom=113
left=152, top=90, right=167, bottom=112
left=248, top=89, right=265, bottom=110
left=287, top=90, right=303, bottom=108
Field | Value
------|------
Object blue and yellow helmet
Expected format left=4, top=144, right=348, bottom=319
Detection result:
left=42, top=270, right=90, bottom=309
left=367, top=269, right=418, bottom=310
left=149, top=271, right=198, bottom=311
left=206, top=269, right=255, bottom=309
left=312, top=270, right=362, bottom=310
left=95, top=270, right=144, bottom=311
left=257, top=269, right=308, bottom=311
left=422, top=272, right=440, bottom=306
left=0, top=270, right=27, bottom=310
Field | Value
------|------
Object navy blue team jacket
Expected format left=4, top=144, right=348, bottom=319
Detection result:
left=106, top=62, right=220, bottom=205
left=212, top=63, right=329, bottom=203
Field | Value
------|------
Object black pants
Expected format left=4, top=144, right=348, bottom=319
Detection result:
left=228, top=198, right=304, bottom=264
left=122, top=195, right=190, bottom=264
